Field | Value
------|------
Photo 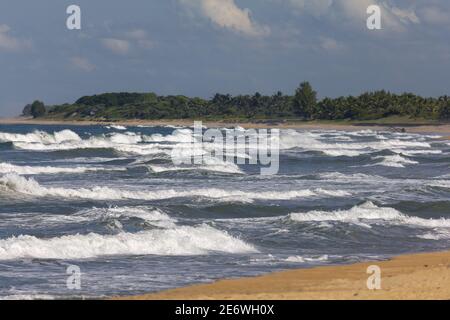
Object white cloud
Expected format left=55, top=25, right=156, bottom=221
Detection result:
left=180, top=0, right=270, bottom=37
left=289, top=0, right=333, bottom=16
left=419, top=6, right=450, bottom=26
left=125, top=29, right=147, bottom=40
left=320, top=37, right=344, bottom=52
left=124, top=29, right=154, bottom=49
left=0, top=24, right=31, bottom=52
left=288, top=0, right=420, bottom=31
left=390, top=6, right=420, bottom=25
left=101, top=38, right=130, bottom=55
left=70, top=56, right=95, bottom=72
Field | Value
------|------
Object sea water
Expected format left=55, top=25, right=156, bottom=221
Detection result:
left=0, top=123, right=449, bottom=299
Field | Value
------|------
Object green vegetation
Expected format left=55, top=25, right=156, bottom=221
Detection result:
left=23, top=83, right=450, bottom=122
left=29, top=100, right=46, bottom=118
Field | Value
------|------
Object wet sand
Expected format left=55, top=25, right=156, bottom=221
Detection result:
left=115, top=250, right=450, bottom=300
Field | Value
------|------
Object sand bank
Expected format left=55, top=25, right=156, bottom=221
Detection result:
left=116, top=250, right=450, bottom=300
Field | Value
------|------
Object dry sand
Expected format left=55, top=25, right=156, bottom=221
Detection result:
left=116, top=250, right=450, bottom=300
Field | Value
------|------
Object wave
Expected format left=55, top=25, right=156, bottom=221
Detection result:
left=434, top=174, right=450, bottom=179
left=105, top=125, right=127, bottom=130
left=2, top=128, right=438, bottom=162
left=0, top=206, right=177, bottom=231
left=370, top=155, right=419, bottom=168
left=143, top=129, right=194, bottom=143
left=289, top=201, right=450, bottom=229
left=82, top=206, right=178, bottom=229
left=0, top=129, right=81, bottom=144
left=5, top=129, right=194, bottom=157
left=0, top=174, right=349, bottom=202
left=285, top=255, right=329, bottom=263
left=427, top=180, right=450, bottom=189
left=417, top=230, right=450, bottom=240
left=278, top=130, right=434, bottom=157
left=147, top=157, right=243, bottom=175
left=0, top=294, right=55, bottom=301
left=0, top=162, right=122, bottom=175
left=12, top=132, right=145, bottom=152
left=317, top=172, right=383, bottom=181
left=0, top=224, right=256, bottom=260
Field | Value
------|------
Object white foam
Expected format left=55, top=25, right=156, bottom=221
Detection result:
left=427, top=180, right=450, bottom=189
left=2, top=129, right=438, bottom=162
left=143, top=129, right=194, bottom=143
left=106, top=125, right=127, bottom=130
left=289, top=202, right=450, bottom=229
left=0, top=163, right=119, bottom=175
left=371, top=155, right=419, bottom=168
left=7, top=130, right=194, bottom=158
left=0, top=294, right=55, bottom=300
left=0, top=174, right=349, bottom=203
left=318, top=172, right=382, bottom=181
left=277, top=130, right=435, bottom=157
left=91, top=206, right=177, bottom=229
left=285, top=255, right=329, bottom=263
left=12, top=133, right=146, bottom=152
left=0, top=129, right=81, bottom=144
left=0, top=224, right=256, bottom=260
left=418, top=230, right=450, bottom=240
left=148, top=157, right=243, bottom=174
left=0, top=206, right=176, bottom=229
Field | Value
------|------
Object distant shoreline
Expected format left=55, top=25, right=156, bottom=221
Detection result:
left=1, top=117, right=450, bottom=135
left=114, top=250, right=450, bottom=300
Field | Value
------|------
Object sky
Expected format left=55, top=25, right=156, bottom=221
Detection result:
left=0, top=0, right=449, bottom=116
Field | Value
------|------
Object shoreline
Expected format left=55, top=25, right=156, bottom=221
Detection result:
left=115, top=250, right=450, bottom=300
left=1, top=118, right=449, bottom=299
left=1, top=117, right=450, bottom=135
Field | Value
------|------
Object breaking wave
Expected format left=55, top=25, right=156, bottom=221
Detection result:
left=0, top=224, right=256, bottom=260
left=105, top=125, right=127, bottom=130
left=0, top=129, right=81, bottom=144
left=285, top=255, right=329, bottom=263
left=1, top=128, right=436, bottom=160
left=370, top=155, right=419, bottom=168
left=278, top=130, right=434, bottom=157
left=78, top=206, right=178, bottom=229
left=0, top=174, right=349, bottom=202
left=289, top=201, right=450, bottom=229
left=0, top=162, right=121, bottom=175
left=147, top=157, right=243, bottom=175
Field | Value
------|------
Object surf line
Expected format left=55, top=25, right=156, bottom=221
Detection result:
left=171, top=121, right=280, bottom=175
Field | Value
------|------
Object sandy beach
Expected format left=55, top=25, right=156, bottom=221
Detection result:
left=116, top=250, right=450, bottom=300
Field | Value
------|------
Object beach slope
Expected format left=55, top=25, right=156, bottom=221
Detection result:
left=117, top=251, right=450, bottom=300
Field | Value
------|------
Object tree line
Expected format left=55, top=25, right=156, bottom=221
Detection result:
left=23, top=82, right=450, bottom=121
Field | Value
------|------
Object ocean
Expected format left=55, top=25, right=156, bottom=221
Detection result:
left=0, top=123, right=449, bottom=299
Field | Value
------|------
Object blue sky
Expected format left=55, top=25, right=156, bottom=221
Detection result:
left=0, top=0, right=449, bottom=116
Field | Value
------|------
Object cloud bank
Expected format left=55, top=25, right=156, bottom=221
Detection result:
left=180, top=0, right=270, bottom=37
